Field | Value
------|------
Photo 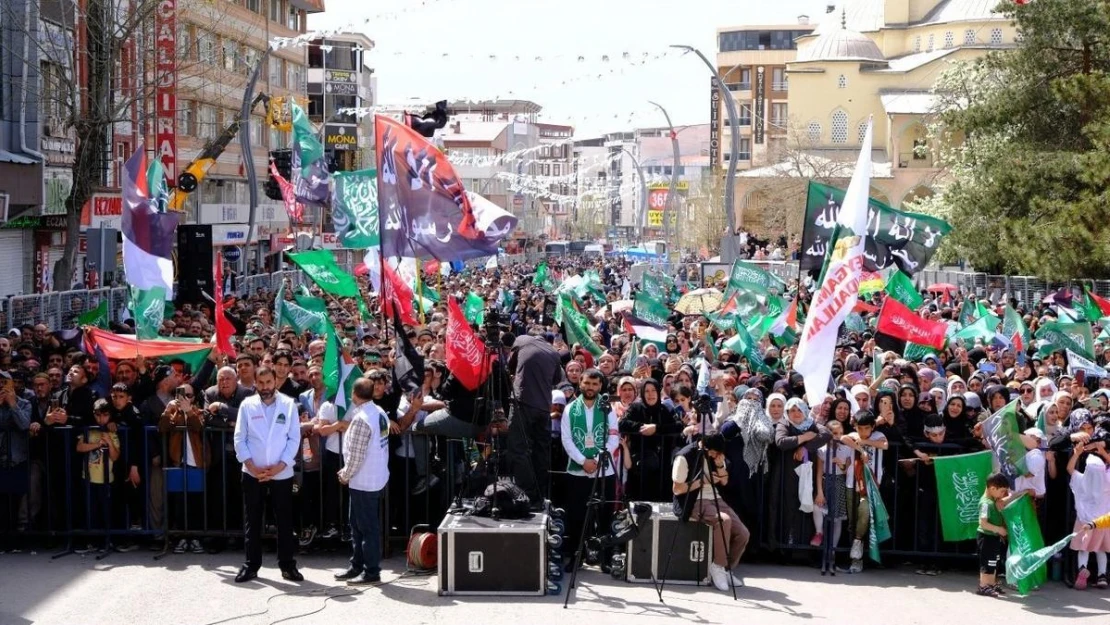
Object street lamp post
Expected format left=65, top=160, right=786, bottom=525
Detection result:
left=648, top=100, right=680, bottom=256
left=620, top=146, right=648, bottom=242
left=241, top=48, right=270, bottom=274
left=670, top=44, right=740, bottom=254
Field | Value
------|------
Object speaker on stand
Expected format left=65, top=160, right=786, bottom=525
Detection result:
left=176, top=225, right=214, bottom=305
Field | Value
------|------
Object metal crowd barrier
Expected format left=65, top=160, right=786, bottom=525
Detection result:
left=0, top=422, right=1081, bottom=577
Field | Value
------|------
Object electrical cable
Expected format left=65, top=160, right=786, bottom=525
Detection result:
left=195, top=570, right=433, bottom=625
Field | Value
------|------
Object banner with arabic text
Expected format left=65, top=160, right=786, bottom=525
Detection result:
left=800, top=181, right=951, bottom=276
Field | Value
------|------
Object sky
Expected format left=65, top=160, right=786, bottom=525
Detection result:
left=308, top=0, right=831, bottom=137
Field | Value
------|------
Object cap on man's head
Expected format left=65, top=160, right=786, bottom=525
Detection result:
left=6, top=328, right=19, bottom=338
left=152, top=365, right=175, bottom=385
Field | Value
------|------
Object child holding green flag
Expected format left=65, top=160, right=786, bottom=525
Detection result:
left=977, top=473, right=1014, bottom=598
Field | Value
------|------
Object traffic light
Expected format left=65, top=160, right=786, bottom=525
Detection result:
left=265, top=148, right=292, bottom=201
left=407, top=100, right=448, bottom=138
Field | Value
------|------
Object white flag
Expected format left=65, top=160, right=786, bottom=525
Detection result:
left=794, top=117, right=874, bottom=405
left=1066, top=349, right=1108, bottom=378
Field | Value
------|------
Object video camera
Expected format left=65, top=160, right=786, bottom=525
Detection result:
left=694, top=393, right=714, bottom=415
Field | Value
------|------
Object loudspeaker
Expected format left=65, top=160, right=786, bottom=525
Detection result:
left=176, top=225, right=213, bottom=304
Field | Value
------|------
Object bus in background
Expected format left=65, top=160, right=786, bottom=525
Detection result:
left=544, top=240, right=593, bottom=258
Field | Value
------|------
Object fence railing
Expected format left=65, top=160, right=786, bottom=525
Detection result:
left=2, top=270, right=307, bottom=331
left=1, top=424, right=1078, bottom=576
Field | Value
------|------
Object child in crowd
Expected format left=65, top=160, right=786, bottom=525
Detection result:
left=1067, top=446, right=1110, bottom=590
left=76, top=399, right=120, bottom=532
left=977, top=472, right=1012, bottom=597
left=812, top=420, right=852, bottom=552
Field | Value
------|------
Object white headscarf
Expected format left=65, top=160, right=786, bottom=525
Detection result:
left=765, top=393, right=787, bottom=423
left=1035, top=377, right=1058, bottom=401
left=1070, top=455, right=1110, bottom=522
left=784, top=397, right=814, bottom=431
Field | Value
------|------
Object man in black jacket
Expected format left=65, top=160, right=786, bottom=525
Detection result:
left=672, top=433, right=748, bottom=591
left=507, top=332, right=564, bottom=504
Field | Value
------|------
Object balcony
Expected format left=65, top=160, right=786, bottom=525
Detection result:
left=725, top=82, right=752, bottom=92
left=898, top=152, right=936, bottom=169
left=772, top=82, right=789, bottom=91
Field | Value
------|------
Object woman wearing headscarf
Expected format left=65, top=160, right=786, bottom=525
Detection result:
left=719, top=397, right=775, bottom=545
left=896, top=384, right=926, bottom=442
left=765, top=393, right=787, bottom=427
left=618, top=378, right=683, bottom=502
left=941, top=395, right=976, bottom=448
left=767, top=398, right=830, bottom=549
left=1035, top=377, right=1058, bottom=403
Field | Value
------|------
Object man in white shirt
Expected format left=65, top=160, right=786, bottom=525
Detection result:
left=334, top=378, right=390, bottom=586
left=560, top=369, right=618, bottom=572
left=232, top=367, right=302, bottom=583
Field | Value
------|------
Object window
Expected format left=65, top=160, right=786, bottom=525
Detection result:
left=807, top=121, right=821, bottom=143
left=738, top=138, right=752, bottom=161
left=739, top=103, right=752, bottom=126
left=287, top=7, right=300, bottom=30
left=246, top=0, right=261, bottom=12
left=286, top=63, right=299, bottom=92
left=177, top=25, right=193, bottom=60
left=858, top=121, right=869, bottom=144
left=927, top=34, right=934, bottom=52
left=831, top=110, right=848, bottom=144
left=223, top=39, right=239, bottom=72
left=177, top=101, right=194, bottom=136
left=198, top=104, right=217, bottom=140
left=198, top=30, right=217, bottom=65
left=913, top=35, right=921, bottom=53
left=770, top=102, right=787, bottom=127
left=990, top=28, right=1003, bottom=45
left=837, top=74, right=847, bottom=89
left=269, top=0, right=282, bottom=22
left=944, top=31, right=954, bottom=49
left=913, top=138, right=928, bottom=160
left=772, top=67, right=787, bottom=90
left=964, top=29, right=976, bottom=45
left=250, top=116, right=263, bottom=146
left=269, top=57, right=283, bottom=86
left=738, top=68, right=751, bottom=90
left=243, top=47, right=259, bottom=72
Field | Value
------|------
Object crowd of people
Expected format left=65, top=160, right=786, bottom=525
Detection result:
left=1, top=252, right=1109, bottom=596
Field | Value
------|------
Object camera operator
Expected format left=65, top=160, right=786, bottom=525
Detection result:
left=507, top=329, right=565, bottom=505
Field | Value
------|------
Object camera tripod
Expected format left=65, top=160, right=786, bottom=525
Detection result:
left=562, top=446, right=624, bottom=608
left=656, top=402, right=738, bottom=602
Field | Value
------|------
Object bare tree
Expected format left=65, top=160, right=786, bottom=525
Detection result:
left=681, top=173, right=728, bottom=256
left=742, top=119, right=857, bottom=239
left=2, top=0, right=255, bottom=291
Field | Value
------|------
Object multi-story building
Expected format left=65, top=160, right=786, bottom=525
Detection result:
left=636, top=124, right=712, bottom=240
left=714, top=18, right=815, bottom=174
left=571, top=138, right=608, bottom=241
left=729, top=0, right=1017, bottom=234
left=170, top=0, right=322, bottom=272
left=535, top=123, right=574, bottom=239
left=306, top=32, right=376, bottom=172
left=441, top=99, right=548, bottom=248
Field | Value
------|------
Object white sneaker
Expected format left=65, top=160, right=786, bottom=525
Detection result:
left=850, top=539, right=863, bottom=560
left=708, top=563, right=730, bottom=591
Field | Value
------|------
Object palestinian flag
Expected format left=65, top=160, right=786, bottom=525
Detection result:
left=121, top=146, right=178, bottom=339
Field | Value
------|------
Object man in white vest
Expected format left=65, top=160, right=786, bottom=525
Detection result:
left=334, top=377, right=390, bottom=585
left=232, top=367, right=302, bottom=583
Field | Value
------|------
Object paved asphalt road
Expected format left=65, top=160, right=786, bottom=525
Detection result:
left=1, top=551, right=1108, bottom=625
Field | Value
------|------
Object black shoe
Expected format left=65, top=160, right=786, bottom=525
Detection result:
left=234, top=566, right=258, bottom=583
left=281, top=566, right=304, bottom=582
left=347, top=573, right=382, bottom=586
left=334, top=567, right=362, bottom=581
